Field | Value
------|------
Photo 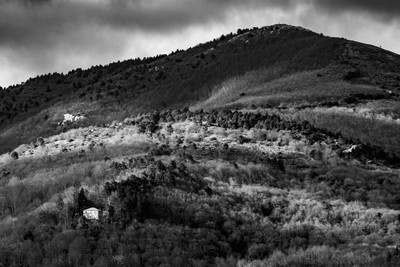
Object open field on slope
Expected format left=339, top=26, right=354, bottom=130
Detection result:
left=0, top=109, right=400, bottom=266
left=195, top=65, right=387, bottom=111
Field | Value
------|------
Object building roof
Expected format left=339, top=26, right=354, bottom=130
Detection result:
left=83, top=207, right=99, bottom=212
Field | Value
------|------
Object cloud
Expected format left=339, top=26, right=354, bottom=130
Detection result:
left=0, top=0, right=297, bottom=48
left=1, top=0, right=399, bottom=49
left=313, top=0, right=400, bottom=21
left=0, top=0, right=267, bottom=86
left=14, top=0, right=52, bottom=5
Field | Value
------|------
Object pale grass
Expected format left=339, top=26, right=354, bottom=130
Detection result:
left=1, top=123, right=150, bottom=164
left=194, top=64, right=381, bottom=110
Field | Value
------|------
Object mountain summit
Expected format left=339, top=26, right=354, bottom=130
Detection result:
left=0, top=24, right=399, bottom=153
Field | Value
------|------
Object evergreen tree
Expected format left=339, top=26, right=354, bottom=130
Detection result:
left=77, top=188, right=89, bottom=213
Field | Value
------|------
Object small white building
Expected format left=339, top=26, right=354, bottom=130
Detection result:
left=83, top=207, right=99, bottom=220
left=59, top=113, right=86, bottom=126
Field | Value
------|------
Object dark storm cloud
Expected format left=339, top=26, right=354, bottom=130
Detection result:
left=15, top=0, right=52, bottom=5
left=313, top=0, right=400, bottom=20
left=0, top=0, right=288, bottom=78
left=0, top=0, right=290, bottom=44
left=1, top=0, right=399, bottom=48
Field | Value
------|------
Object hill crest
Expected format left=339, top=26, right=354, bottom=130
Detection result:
left=0, top=24, right=399, bottom=155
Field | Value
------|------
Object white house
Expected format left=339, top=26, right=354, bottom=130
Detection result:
left=59, top=113, right=86, bottom=126
left=83, top=207, right=99, bottom=220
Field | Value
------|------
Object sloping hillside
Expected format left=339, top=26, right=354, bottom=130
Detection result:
left=1, top=25, right=400, bottom=156
left=0, top=25, right=347, bottom=153
left=1, top=109, right=400, bottom=266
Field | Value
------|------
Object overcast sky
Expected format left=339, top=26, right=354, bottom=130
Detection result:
left=0, top=0, right=399, bottom=87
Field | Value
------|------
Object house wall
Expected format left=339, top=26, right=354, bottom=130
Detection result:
left=83, top=209, right=99, bottom=219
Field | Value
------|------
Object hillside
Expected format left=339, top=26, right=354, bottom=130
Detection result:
left=1, top=109, right=400, bottom=266
left=1, top=24, right=400, bottom=266
left=2, top=24, right=399, bottom=155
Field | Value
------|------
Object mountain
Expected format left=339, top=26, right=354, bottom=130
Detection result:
left=1, top=24, right=400, bottom=266
left=1, top=24, right=399, bottom=155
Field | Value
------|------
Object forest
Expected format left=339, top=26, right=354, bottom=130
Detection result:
left=1, top=108, right=400, bottom=266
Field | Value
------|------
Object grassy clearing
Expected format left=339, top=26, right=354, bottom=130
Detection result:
left=195, top=64, right=384, bottom=110
left=1, top=142, right=150, bottom=182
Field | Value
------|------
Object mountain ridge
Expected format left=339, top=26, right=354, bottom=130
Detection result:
left=0, top=24, right=399, bottom=154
